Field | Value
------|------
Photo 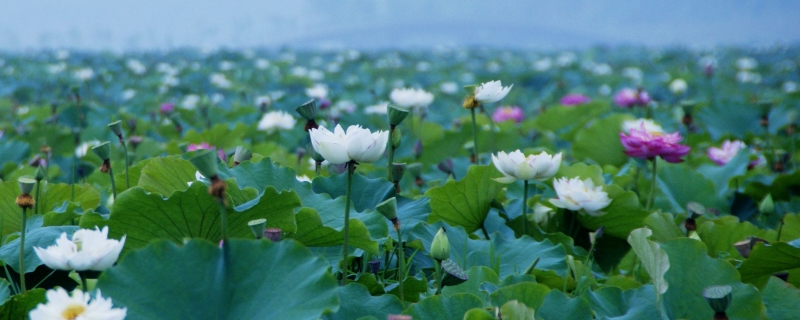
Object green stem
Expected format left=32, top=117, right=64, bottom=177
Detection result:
left=19, top=207, right=27, bottom=293
left=522, top=180, right=529, bottom=236
left=79, top=272, right=88, bottom=291
left=3, top=264, right=19, bottom=294
left=585, top=240, right=597, bottom=268
left=108, top=166, right=117, bottom=199
left=387, top=126, right=395, bottom=182
left=341, top=161, right=355, bottom=286
left=646, top=160, right=657, bottom=210
left=34, top=182, right=41, bottom=215
left=219, top=199, right=228, bottom=242
left=777, top=217, right=785, bottom=241
left=470, top=108, right=479, bottom=164
left=120, top=138, right=130, bottom=189
left=480, top=225, right=491, bottom=240
left=396, top=228, right=405, bottom=303
left=434, top=259, right=443, bottom=295
left=71, top=155, right=76, bottom=202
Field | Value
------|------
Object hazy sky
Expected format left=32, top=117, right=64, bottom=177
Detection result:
left=1, top=0, right=799, bottom=51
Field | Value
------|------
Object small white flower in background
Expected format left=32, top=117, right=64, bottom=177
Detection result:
left=492, top=150, right=561, bottom=184
left=736, top=57, right=758, bottom=70
left=669, top=78, right=688, bottom=95
left=210, top=93, right=224, bottom=104
left=254, top=95, right=272, bottom=107
left=326, top=63, right=341, bottom=73
left=306, top=84, right=328, bottom=99
left=439, top=82, right=458, bottom=94
left=474, top=80, right=513, bottom=104
left=308, top=124, right=389, bottom=164
left=556, top=52, right=576, bottom=67
left=209, top=73, right=232, bottom=89
left=16, top=106, right=29, bottom=116
left=292, top=66, right=309, bottom=77
left=73, top=68, right=94, bottom=82
left=364, top=102, right=389, bottom=115
left=783, top=81, right=798, bottom=93
left=156, top=62, right=178, bottom=75
left=257, top=111, right=296, bottom=133
left=33, top=226, right=126, bottom=271
left=308, top=69, right=325, bottom=81
left=534, top=58, right=553, bottom=71
left=622, top=119, right=663, bottom=134
left=416, top=61, right=431, bottom=72
left=48, top=63, right=67, bottom=74
left=296, top=175, right=312, bottom=183
left=162, top=75, right=179, bottom=87
left=623, top=67, right=643, bottom=83
left=736, top=71, right=762, bottom=84
left=390, top=88, right=434, bottom=110
left=29, top=288, right=126, bottom=320
left=56, top=50, right=70, bottom=60
left=592, top=63, right=613, bottom=76
left=126, top=59, right=147, bottom=75
left=121, top=89, right=136, bottom=101
left=181, top=94, right=199, bottom=110
left=219, top=60, right=235, bottom=71
left=255, top=59, right=270, bottom=69
left=75, top=140, right=103, bottom=158
left=549, top=177, right=612, bottom=216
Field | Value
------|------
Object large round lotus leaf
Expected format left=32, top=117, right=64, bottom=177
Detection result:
left=402, top=293, right=484, bottom=320
left=0, top=226, right=77, bottom=273
left=571, top=114, right=632, bottom=167
left=96, top=239, right=339, bottom=320
left=582, top=285, right=660, bottom=319
left=577, top=184, right=650, bottom=239
left=660, top=238, right=766, bottom=320
left=655, top=160, right=727, bottom=213
left=323, top=283, right=404, bottom=320
left=0, top=288, right=45, bottom=319
left=696, top=216, right=775, bottom=259
left=738, top=239, right=800, bottom=289
left=761, top=277, right=800, bottom=320
left=426, top=165, right=502, bottom=233
left=0, top=181, right=98, bottom=238
left=536, top=290, right=593, bottom=320
left=136, top=156, right=197, bottom=197
left=312, top=173, right=396, bottom=212
left=488, top=282, right=550, bottom=311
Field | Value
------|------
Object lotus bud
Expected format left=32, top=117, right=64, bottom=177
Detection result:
left=127, top=119, right=137, bottom=133
left=438, top=158, right=454, bottom=177
left=248, top=218, right=266, bottom=239
left=376, top=198, right=399, bottom=230
left=17, top=176, right=36, bottom=209
left=264, top=228, right=282, bottom=242
left=368, top=259, right=381, bottom=274
left=35, top=165, right=46, bottom=181
left=391, top=163, right=406, bottom=183
left=590, top=226, right=604, bottom=245
left=108, top=120, right=123, bottom=138
left=128, top=136, right=143, bottom=149
left=703, top=285, right=732, bottom=319
left=387, top=103, right=410, bottom=126
left=392, top=128, right=402, bottom=148
left=430, top=227, right=450, bottom=261
left=758, top=194, right=774, bottom=214
left=233, top=146, right=252, bottom=165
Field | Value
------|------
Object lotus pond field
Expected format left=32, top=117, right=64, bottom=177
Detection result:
left=0, top=46, right=799, bottom=319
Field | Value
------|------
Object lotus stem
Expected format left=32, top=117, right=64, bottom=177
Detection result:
left=646, top=160, right=657, bottom=210
left=522, top=180, right=529, bottom=236
left=341, top=160, right=355, bottom=285
left=396, top=227, right=405, bottom=303
left=34, top=181, right=41, bottom=215
left=78, top=271, right=88, bottom=291
left=108, top=166, right=117, bottom=199
left=434, top=259, right=443, bottom=295
left=470, top=108, right=479, bottom=164
left=480, top=225, right=491, bottom=240
left=19, top=207, right=27, bottom=293
left=219, top=199, right=228, bottom=243
left=387, top=125, right=396, bottom=182
left=71, top=155, right=76, bottom=202
left=120, top=138, right=130, bottom=188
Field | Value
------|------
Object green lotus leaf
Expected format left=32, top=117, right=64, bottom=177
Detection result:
left=578, top=184, right=650, bottom=239
left=96, top=239, right=339, bottom=320
left=0, top=288, right=45, bottom=319
left=696, top=216, right=776, bottom=259
left=442, top=266, right=501, bottom=301
left=289, top=207, right=378, bottom=255
left=696, top=151, right=749, bottom=196
left=738, top=239, right=800, bottom=289
left=136, top=156, right=197, bottom=197
left=761, top=277, right=800, bottom=320
left=323, top=283, right=404, bottom=320
left=536, top=290, right=593, bottom=320
left=643, top=211, right=684, bottom=242
left=572, top=114, right=632, bottom=167
left=582, top=285, right=660, bottom=319
left=0, top=181, right=98, bottom=238
left=426, top=165, right=502, bottom=233
left=499, top=300, right=537, bottom=320
left=402, top=293, right=484, bottom=320
left=0, top=226, right=78, bottom=273
left=627, top=228, right=669, bottom=296
left=655, top=160, right=727, bottom=213
left=489, top=282, right=550, bottom=310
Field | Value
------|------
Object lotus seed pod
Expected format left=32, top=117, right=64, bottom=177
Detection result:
left=387, top=103, right=410, bottom=126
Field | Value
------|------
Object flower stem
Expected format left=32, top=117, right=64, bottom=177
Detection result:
left=341, top=161, right=355, bottom=285
left=646, top=160, right=657, bottom=210
left=522, top=180, right=529, bottom=236
left=434, top=259, right=443, bottom=295
left=396, top=227, right=405, bottom=303
left=219, top=199, right=228, bottom=243
left=78, top=271, right=88, bottom=291
left=108, top=167, right=117, bottom=200
left=481, top=224, right=491, bottom=240
left=34, top=182, right=41, bottom=215
left=120, top=138, right=130, bottom=189
left=470, top=108, right=479, bottom=164
left=19, top=207, right=27, bottom=293
left=387, top=126, right=396, bottom=182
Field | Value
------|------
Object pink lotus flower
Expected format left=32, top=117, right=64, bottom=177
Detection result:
left=614, top=88, right=651, bottom=108
left=620, top=123, right=690, bottom=163
left=492, top=106, right=524, bottom=123
left=160, top=102, right=175, bottom=114
left=708, top=140, right=746, bottom=166
left=559, top=94, right=591, bottom=106
left=188, top=142, right=227, bottom=162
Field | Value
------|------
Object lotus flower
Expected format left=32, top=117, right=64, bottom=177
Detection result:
left=474, top=80, right=513, bottom=103
left=670, top=78, right=688, bottom=95
left=309, top=124, right=389, bottom=164
left=614, top=88, right=651, bottom=108
left=257, top=111, right=296, bottom=133
left=492, top=150, right=561, bottom=183
left=33, top=226, right=126, bottom=271
left=389, top=88, right=434, bottom=110
left=29, top=288, right=126, bottom=320
left=559, top=94, right=591, bottom=106
left=159, top=102, right=175, bottom=114
left=620, top=123, right=690, bottom=163
left=306, top=84, right=328, bottom=99
left=492, top=106, right=524, bottom=123
left=549, top=177, right=612, bottom=216
left=187, top=142, right=227, bottom=162
left=708, top=140, right=746, bottom=166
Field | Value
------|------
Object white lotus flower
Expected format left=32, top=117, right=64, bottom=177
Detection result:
left=364, top=102, right=389, bottom=115
left=622, top=119, right=663, bottom=134
left=29, top=288, right=126, bottom=320
left=492, top=150, right=561, bottom=183
left=439, top=82, right=459, bottom=94
left=549, top=177, right=612, bottom=216
left=669, top=78, right=688, bottom=95
left=309, top=124, right=389, bottom=164
left=257, top=111, right=296, bottom=133
left=73, top=68, right=94, bottom=82
left=783, top=81, right=798, bottom=93
left=531, top=203, right=555, bottom=226
left=390, top=88, right=434, bottom=110
left=126, top=59, right=147, bottom=75
left=306, top=84, right=328, bottom=99
left=736, top=57, right=758, bottom=70
left=181, top=94, right=200, bottom=110
left=474, top=80, right=513, bottom=103
left=33, top=226, right=126, bottom=271
left=210, top=73, right=232, bottom=89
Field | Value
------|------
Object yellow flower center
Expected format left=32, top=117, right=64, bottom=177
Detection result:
left=650, top=131, right=664, bottom=137
left=62, top=304, right=86, bottom=319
